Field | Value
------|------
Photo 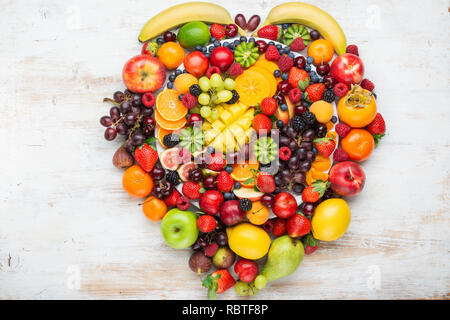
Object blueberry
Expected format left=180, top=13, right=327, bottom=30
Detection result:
left=284, top=47, right=291, bottom=54
left=156, top=38, right=164, bottom=45
left=167, top=82, right=174, bottom=89
left=233, top=182, right=241, bottom=189
left=195, top=45, right=202, bottom=51
left=282, top=23, right=291, bottom=29
left=223, top=41, right=229, bottom=47
left=214, top=40, right=220, bottom=47
left=273, top=69, right=281, bottom=78
left=239, top=36, right=247, bottom=42
left=207, top=146, right=215, bottom=154
left=331, top=116, right=337, bottom=124
left=288, top=52, right=295, bottom=58
left=307, top=56, right=314, bottom=64
left=178, top=94, right=184, bottom=101
left=225, top=165, right=233, bottom=174
left=205, top=53, right=210, bottom=59
left=268, top=41, right=275, bottom=46
left=169, top=74, right=176, bottom=82
left=224, top=192, right=234, bottom=200
left=280, top=104, right=288, bottom=111
left=208, top=46, right=214, bottom=53
left=276, top=120, right=284, bottom=129
left=175, top=69, right=182, bottom=76
left=202, top=46, right=208, bottom=53
left=276, top=44, right=282, bottom=50
left=281, top=73, right=288, bottom=80
left=183, top=69, right=188, bottom=73
left=305, top=64, right=311, bottom=72
left=312, top=147, right=318, bottom=154
left=234, top=40, right=240, bottom=46
left=248, top=37, right=255, bottom=43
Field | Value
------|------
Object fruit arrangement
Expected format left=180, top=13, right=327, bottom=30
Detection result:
left=100, top=2, right=386, bottom=298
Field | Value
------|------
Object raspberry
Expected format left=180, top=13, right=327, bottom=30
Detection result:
left=265, top=45, right=280, bottom=61
left=333, top=82, right=349, bottom=97
left=290, top=37, right=306, bottom=52
left=288, top=87, right=302, bottom=104
left=227, top=62, right=243, bottom=77
left=335, top=123, right=351, bottom=138
left=181, top=93, right=198, bottom=109
left=206, top=66, right=221, bottom=79
left=277, top=55, right=294, bottom=72
left=279, top=146, right=292, bottom=161
left=346, top=44, right=359, bottom=56
left=333, top=148, right=350, bottom=162
left=360, top=78, right=375, bottom=92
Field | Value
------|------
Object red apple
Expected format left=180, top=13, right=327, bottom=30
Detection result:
left=234, top=259, right=258, bottom=283
left=330, top=53, right=364, bottom=86
left=210, top=46, right=234, bottom=71
left=219, top=200, right=245, bottom=226
left=184, top=51, right=209, bottom=77
left=273, top=192, right=297, bottom=219
left=329, top=161, right=366, bottom=196
left=199, top=190, right=224, bottom=215
left=287, top=214, right=311, bottom=238
left=122, top=55, right=166, bottom=93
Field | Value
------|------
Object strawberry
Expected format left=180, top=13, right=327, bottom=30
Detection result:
left=197, top=215, right=217, bottom=233
left=287, top=213, right=311, bottom=237
left=256, top=172, right=276, bottom=194
left=277, top=55, right=294, bottom=73
left=216, top=171, right=234, bottom=192
left=302, top=180, right=330, bottom=203
left=272, top=218, right=287, bottom=236
left=182, top=181, right=204, bottom=200
left=207, top=153, right=226, bottom=171
left=288, top=88, right=301, bottom=104
left=227, top=62, right=243, bottom=77
left=288, top=67, right=309, bottom=91
left=260, top=97, right=277, bottom=116
left=303, top=234, right=320, bottom=255
left=366, top=113, right=386, bottom=146
left=335, top=123, right=351, bottom=138
left=314, top=136, right=336, bottom=157
left=134, top=141, right=158, bottom=172
left=257, top=25, right=280, bottom=41
left=202, top=269, right=236, bottom=299
left=210, top=23, right=226, bottom=41
left=304, top=83, right=325, bottom=103
left=265, top=45, right=280, bottom=61
left=290, top=37, right=306, bottom=52
left=252, top=114, right=272, bottom=134
left=164, top=189, right=181, bottom=207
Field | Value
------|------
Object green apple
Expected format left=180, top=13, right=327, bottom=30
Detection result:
left=160, top=209, right=199, bottom=249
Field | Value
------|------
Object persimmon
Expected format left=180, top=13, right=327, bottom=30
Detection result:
left=142, top=196, right=168, bottom=221
left=122, top=165, right=154, bottom=198
left=341, top=129, right=374, bottom=162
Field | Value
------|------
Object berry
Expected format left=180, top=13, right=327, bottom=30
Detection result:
left=142, top=92, right=156, bottom=108
left=306, top=56, right=314, bottom=64
left=256, top=172, right=276, bottom=194
left=252, top=114, right=272, bottom=134
left=260, top=97, right=278, bottom=116
left=197, top=215, right=217, bottom=233
left=301, top=111, right=316, bottom=126
left=166, top=170, right=181, bottom=186
left=164, top=189, right=182, bottom=207
left=176, top=196, right=190, bottom=210
left=346, top=44, right=359, bottom=56
left=287, top=214, right=311, bottom=237
left=335, top=123, right=351, bottom=138
left=225, top=90, right=240, bottom=105
left=288, top=67, right=310, bottom=91
left=182, top=181, right=203, bottom=200
left=272, top=218, right=287, bottom=236
left=288, top=88, right=302, bottom=104
left=238, top=198, right=252, bottom=212
left=224, top=165, right=233, bottom=174
left=204, top=243, right=219, bottom=257
left=333, top=82, right=349, bottom=97
left=322, top=89, right=336, bottom=103
left=208, top=153, right=226, bottom=171
left=227, top=62, right=244, bottom=77
left=333, top=148, right=350, bottom=162
left=304, top=83, right=325, bottom=102
left=257, top=25, right=280, bottom=41
left=163, top=133, right=180, bottom=148
left=210, top=23, right=226, bottom=41
left=265, top=45, right=280, bottom=61
left=280, top=103, right=288, bottom=111
left=302, top=180, right=329, bottom=203
left=279, top=146, right=292, bottom=161
left=134, top=143, right=158, bottom=172
left=216, top=171, right=234, bottom=192
left=291, top=115, right=306, bottom=132
left=181, top=93, right=198, bottom=109
left=314, top=136, right=336, bottom=157
left=366, top=113, right=386, bottom=146
left=277, top=55, right=294, bottom=73
left=189, top=84, right=202, bottom=97
left=289, top=37, right=306, bottom=51
left=361, top=78, right=375, bottom=92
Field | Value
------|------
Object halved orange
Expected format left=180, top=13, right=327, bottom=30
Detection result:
left=156, top=127, right=173, bottom=148
left=249, top=66, right=277, bottom=97
left=155, top=109, right=186, bottom=131
left=231, top=162, right=259, bottom=187
left=156, top=89, right=188, bottom=121
left=235, top=70, right=271, bottom=106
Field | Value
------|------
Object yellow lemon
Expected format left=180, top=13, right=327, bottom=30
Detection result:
left=226, top=223, right=271, bottom=260
left=312, top=199, right=351, bottom=241
left=309, top=100, right=334, bottom=124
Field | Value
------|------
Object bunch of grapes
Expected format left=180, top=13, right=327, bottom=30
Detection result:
left=100, top=90, right=156, bottom=153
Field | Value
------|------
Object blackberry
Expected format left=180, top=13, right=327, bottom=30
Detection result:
left=323, top=89, right=336, bottom=103
left=189, top=84, right=202, bottom=97
left=239, top=198, right=252, bottom=212
left=163, top=133, right=180, bottom=148
left=166, top=170, right=181, bottom=186
left=301, top=111, right=316, bottom=126
left=226, top=90, right=240, bottom=104
left=291, top=116, right=306, bottom=133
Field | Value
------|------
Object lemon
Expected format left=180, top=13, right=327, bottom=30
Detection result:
left=226, top=223, right=271, bottom=260
left=312, top=199, right=351, bottom=241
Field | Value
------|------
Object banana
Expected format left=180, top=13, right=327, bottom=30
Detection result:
left=255, top=2, right=347, bottom=55
left=139, top=1, right=246, bottom=42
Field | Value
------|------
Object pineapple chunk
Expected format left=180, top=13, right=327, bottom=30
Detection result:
left=210, top=133, right=224, bottom=152
left=223, top=129, right=237, bottom=152
left=204, top=128, right=220, bottom=144
left=235, top=109, right=254, bottom=129
left=219, top=110, right=233, bottom=125
left=228, top=123, right=245, bottom=140
left=202, top=122, right=212, bottom=131
left=211, top=120, right=226, bottom=132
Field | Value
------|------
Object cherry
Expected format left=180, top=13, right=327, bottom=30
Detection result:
left=187, top=113, right=202, bottom=126
left=225, top=24, right=238, bottom=38
left=255, top=40, right=268, bottom=53
left=294, top=56, right=306, bottom=69
left=316, top=63, right=330, bottom=76
left=323, top=75, right=337, bottom=89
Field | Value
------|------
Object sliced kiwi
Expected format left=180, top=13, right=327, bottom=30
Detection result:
left=234, top=41, right=260, bottom=68
left=254, top=137, right=278, bottom=164
left=283, top=24, right=310, bottom=46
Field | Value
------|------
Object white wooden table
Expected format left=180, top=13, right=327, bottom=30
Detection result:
left=0, top=0, right=448, bottom=300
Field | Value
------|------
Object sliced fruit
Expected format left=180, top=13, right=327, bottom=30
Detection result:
left=179, top=126, right=204, bottom=154
left=233, top=187, right=264, bottom=201
left=249, top=66, right=277, bottom=97
left=231, top=163, right=259, bottom=187
left=254, top=54, right=280, bottom=77
left=235, top=70, right=271, bottom=106
left=311, top=154, right=332, bottom=172
left=174, top=73, right=198, bottom=94
left=177, top=161, right=197, bottom=181
left=283, top=24, right=310, bottom=46
left=155, top=109, right=187, bottom=130
left=157, top=127, right=173, bottom=148
left=284, top=96, right=296, bottom=119
left=234, top=41, right=260, bottom=68
left=254, top=137, right=278, bottom=164
left=160, top=147, right=181, bottom=170
left=156, top=89, right=188, bottom=121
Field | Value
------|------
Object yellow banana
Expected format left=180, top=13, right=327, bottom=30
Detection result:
left=256, top=2, right=347, bottom=55
left=139, top=1, right=245, bottom=42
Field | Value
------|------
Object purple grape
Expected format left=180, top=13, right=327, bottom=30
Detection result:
left=100, top=116, right=113, bottom=127
left=104, top=127, right=117, bottom=141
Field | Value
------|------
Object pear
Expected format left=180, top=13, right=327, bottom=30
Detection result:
left=261, top=235, right=304, bottom=282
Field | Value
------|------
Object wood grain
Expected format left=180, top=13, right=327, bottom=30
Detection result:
left=0, top=0, right=449, bottom=299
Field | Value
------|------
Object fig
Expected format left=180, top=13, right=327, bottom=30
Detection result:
left=160, top=147, right=181, bottom=170
left=112, top=146, right=134, bottom=169
left=177, top=162, right=197, bottom=182
left=189, top=252, right=212, bottom=274
left=212, top=246, right=236, bottom=269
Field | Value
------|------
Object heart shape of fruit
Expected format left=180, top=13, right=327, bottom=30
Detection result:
left=100, top=1, right=386, bottom=299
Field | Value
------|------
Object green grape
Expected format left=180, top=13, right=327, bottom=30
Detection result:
left=200, top=106, right=212, bottom=118
left=210, top=73, right=224, bottom=89
left=217, top=90, right=233, bottom=103
left=254, top=275, right=267, bottom=290
left=248, top=284, right=258, bottom=296
left=190, top=105, right=201, bottom=114
left=235, top=281, right=250, bottom=296
left=199, top=76, right=211, bottom=92
left=210, top=108, right=219, bottom=120
left=198, top=93, right=211, bottom=106
left=211, top=93, right=220, bottom=105
left=224, top=78, right=235, bottom=91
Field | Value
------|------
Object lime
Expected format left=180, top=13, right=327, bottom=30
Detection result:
left=177, top=21, right=211, bottom=49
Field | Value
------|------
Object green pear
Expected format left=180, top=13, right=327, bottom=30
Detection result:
left=261, top=235, right=304, bottom=282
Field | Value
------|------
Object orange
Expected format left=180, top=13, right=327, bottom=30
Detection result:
left=325, top=121, right=334, bottom=131
left=155, top=109, right=186, bottom=131
left=122, top=165, right=154, bottom=198
left=157, top=127, right=173, bottom=148
left=327, top=131, right=337, bottom=140
left=246, top=201, right=270, bottom=225
left=307, top=39, right=334, bottom=65
left=156, top=89, right=188, bottom=121
left=235, top=70, right=271, bottom=106
left=231, top=162, right=259, bottom=187
left=157, top=42, right=185, bottom=70
left=337, top=88, right=377, bottom=128
left=311, top=154, right=332, bottom=172
left=341, top=129, right=374, bottom=162
left=249, top=66, right=277, bottom=97
left=142, top=196, right=168, bottom=221
left=254, top=54, right=280, bottom=79
left=309, top=100, right=334, bottom=123
left=174, top=73, right=198, bottom=94
left=306, top=168, right=329, bottom=186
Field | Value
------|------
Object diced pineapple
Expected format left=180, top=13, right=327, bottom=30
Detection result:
left=244, top=128, right=256, bottom=144
left=228, top=103, right=244, bottom=118
left=223, top=129, right=237, bottom=152
left=220, top=110, right=233, bottom=125
left=210, top=133, right=224, bottom=152
left=202, top=121, right=212, bottom=131
left=211, top=120, right=226, bottom=132
left=228, top=123, right=245, bottom=140
left=235, top=109, right=254, bottom=129
left=204, top=128, right=220, bottom=144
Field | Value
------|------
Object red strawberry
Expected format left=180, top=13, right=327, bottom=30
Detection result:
left=288, top=67, right=309, bottom=91
left=346, top=44, right=359, bottom=56
left=277, top=55, right=294, bottom=73
left=210, top=23, right=226, bottom=41
left=272, top=218, right=287, bottom=236
left=287, top=213, right=311, bottom=237
left=335, top=123, right=351, bottom=138
left=288, top=87, right=302, bottom=104
left=256, top=172, right=276, bottom=194
left=333, top=82, right=349, bottom=97
left=290, top=37, right=306, bottom=51
left=207, top=153, right=226, bottom=171
left=265, top=45, right=280, bottom=61
left=202, top=269, right=236, bottom=299
left=314, top=136, right=336, bottom=157
left=227, top=62, right=243, bottom=77
left=181, top=93, right=197, bottom=109
left=134, top=142, right=158, bottom=172
left=303, top=234, right=320, bottom=255
left=164, top=189, right=181, bottom=207
left=333, top=148, right=350, bottom=162
left=197, top=215, right=217, bottom=233
left=278, top=146, right=291, bottom=161
left=252, top=114, right=272, bottom=134
left=304, top=83, right=325, bottom=103
left=204, top=243, right=219, bottom=257
left=257, top=25, right=280, bottom=41
left=216, top=171, right=234, bottom=192
left=366, top=113, right=386, bottom=146
left=302, top=180, right=329, bottom=203
left=260, top=97, right=277, bottom=116
left=360, top=78, right=375, bottom=92
left=182, top=181, right=204, bottom=200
